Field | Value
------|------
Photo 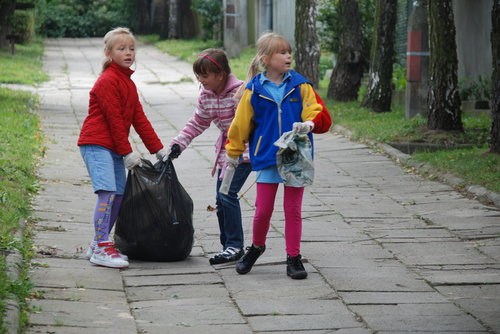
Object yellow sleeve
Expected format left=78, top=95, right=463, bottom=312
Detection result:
left=226, top=89, right=254, bottom=159
left=300, top=83, right=323, bottom=121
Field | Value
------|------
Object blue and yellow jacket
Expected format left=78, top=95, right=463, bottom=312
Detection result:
left=226, top=70, right=332, bottom=171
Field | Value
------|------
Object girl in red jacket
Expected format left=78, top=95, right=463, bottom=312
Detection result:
left=78, top=27, right=168, bottom=268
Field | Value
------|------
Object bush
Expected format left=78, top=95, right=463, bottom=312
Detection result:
left=12, top=10, right=35, bottom=44
left=38, top=0, right=134, bottom=37
left=191, top=0, right=223, bottom=41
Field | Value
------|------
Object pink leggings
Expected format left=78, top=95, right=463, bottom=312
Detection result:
left=252, top=183, right=304, bottom=257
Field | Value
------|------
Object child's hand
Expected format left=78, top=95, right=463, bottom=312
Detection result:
left=293, top=121, right=314, bottom=134
left=156, top=147, right=170, bottom=161
left=169, top=144, right=181, bottom=159
left=124, top=152, right=143, bottom=170
left=225, top=154, right=239, bottom=168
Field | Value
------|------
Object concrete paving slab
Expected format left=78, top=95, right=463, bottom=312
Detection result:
left=338, top=291, right=449, bottom=305
left=320, top=263, right=433, bottom=292
left=415, top=264, right=500, bottom=284
left=436, top=285, right=500, bottom=333
left=350, top=303, right=486, bottom=332
left=236, top=297, right=353, bottom=317
left=386, top=241, right=494, bottom=265
left=124, top=272, right=222, bottom=287
left=258, top=330, right=371, bottom=334
left=136, top=323, right=253, bottom=334
left=29, top=299, right=135, bottom=330
left=126, top=283, right=229, bottom=302
left=31, top=262, right=125, bottom=290
left=130, top=298, right=245, bottom=327
left=247, top=314, right=362, bottom=332
left=27, top=326, right=133, bottom=334
left=33, top=287, right=127, bottom=303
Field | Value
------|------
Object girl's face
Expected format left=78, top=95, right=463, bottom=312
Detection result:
left=196, top=71, right=225, bottom=94
left=106, top=36, right=135, bottom=69
left=264, top=49, right=292, bottom=74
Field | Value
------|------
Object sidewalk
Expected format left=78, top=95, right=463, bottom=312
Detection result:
left=23, top=38, right=500, bottom=334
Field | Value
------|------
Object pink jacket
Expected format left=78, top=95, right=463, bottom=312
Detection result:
left=171, top=74, right=249, bottom=176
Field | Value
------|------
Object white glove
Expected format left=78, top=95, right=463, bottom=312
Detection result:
left=124, top=152, right=143, bottom=170
left=292, top=121, right=314, bottom=134
left=225, top=154, right=239, bottom=168
left=155, top=147, right=170, bottom=162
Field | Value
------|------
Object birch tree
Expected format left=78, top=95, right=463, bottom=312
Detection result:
left=361, top=0, right=397, bottom=112
left=327, top=0, right=364, bottom=101
left=168, top=0, right=179, bottom=39
left=295, top=0, right=320, bottom=88
left=426, top=0, right=463, bottom=131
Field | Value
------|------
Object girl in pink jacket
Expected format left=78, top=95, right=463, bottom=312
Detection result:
left=167, top=49, right=251, bottom=265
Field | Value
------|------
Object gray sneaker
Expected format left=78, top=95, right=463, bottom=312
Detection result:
left=209, top=247, right=244, bottom=264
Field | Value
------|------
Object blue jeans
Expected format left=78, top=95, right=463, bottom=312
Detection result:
left=215, top=163, right=252, bottom=250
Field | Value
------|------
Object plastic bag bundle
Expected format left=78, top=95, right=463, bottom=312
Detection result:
left=274, top=131, right=314, bottom=187
left=114, top=159, right=194, bottom=261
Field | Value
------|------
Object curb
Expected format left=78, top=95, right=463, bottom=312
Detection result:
left=2, top=221, right=24, bottom=334
left=332, top=124, right=500, bottom=209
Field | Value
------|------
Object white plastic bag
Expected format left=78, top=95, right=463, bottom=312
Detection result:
left=274, top=131, right=314, bottom=187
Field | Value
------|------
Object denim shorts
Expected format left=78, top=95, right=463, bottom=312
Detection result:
left=79, top=145, right=126, bottom=194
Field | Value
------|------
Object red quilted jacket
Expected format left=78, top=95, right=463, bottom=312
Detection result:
left=78, top=62, right=163, bottom=156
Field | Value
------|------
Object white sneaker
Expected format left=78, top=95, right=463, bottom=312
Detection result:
left=86, top=240, right=128, bottom=261
left=85, top=241, right=97, bottom=259
left=90, top=242, right=129, bottom=268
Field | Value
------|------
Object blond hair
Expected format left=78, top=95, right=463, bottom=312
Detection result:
left=234, top=32, right=292, bottom=100
left=101, top=27, right=136, bottom=72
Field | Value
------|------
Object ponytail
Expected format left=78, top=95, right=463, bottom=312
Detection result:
left=234, top=54, right=262, bottom=101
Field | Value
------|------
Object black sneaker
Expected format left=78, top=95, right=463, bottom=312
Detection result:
left=209, top=247, right=244, bottom=265
left=286, top=254, right=308, bottom=279
left=235, top=244, right=266, bottom=274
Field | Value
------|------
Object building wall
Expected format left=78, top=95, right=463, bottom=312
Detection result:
left=243, top=0, right=296, bottom=48
left=272, top=0, right=296, bottom=48
left=223, top=0, right=248, bottom=58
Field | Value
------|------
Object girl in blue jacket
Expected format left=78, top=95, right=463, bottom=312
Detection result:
left=226, top=32, right=331, bottom=279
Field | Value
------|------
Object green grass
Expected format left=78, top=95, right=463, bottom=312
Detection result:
left=0, top=38, right=46, bottom=332
left=140, top=35, right=254, bottom=80
left=0, top=87, right=42, bottom=332
left=147, top=37, right=499, bottom=195
left=0, top=38, right=49, bottom=85
left=413, top=147, right=500, bottom=193
left=142, top=36, right=222, bottom=64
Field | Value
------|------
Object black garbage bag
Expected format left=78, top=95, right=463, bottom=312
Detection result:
left=114, top=159, right=194, bottom=261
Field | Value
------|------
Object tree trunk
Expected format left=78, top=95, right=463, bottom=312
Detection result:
left=490, top=0, right=500, bottom=153
left=361, top=0, right=397, bottom=112
left=0, top=0, right=16, bottom=49
left=157, top=0, right=169, bottom=40
left=327, top=0, right=364, bottom=101
left=294, top=0, right=320, bottom=88
left=426, top=0, right=463, bottom=131
left=136, top=0, right=153, bottom=34
left=168, top=0, right=179, bottom=39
